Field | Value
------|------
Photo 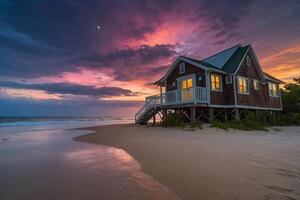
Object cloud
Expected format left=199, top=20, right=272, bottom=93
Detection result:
left=0, top=94, right=143, bottom=117
left=74, top=44, right=176, bottom=81
left=192, top=0, right=253, bottom=43
left=261, top=47, right=300, bottom=82
left=77, top=44, right=176, bottom=67
left=0, top=81, right=135, bottom=97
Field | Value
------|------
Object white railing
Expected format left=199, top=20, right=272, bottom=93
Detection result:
left=195, top=87, right=208, bottom=103
left=135, top=87, right=208, bottom=122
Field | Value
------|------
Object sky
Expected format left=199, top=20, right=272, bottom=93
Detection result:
left=0, top=0, right=300, bottom=117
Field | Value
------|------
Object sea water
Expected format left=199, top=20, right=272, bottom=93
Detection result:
left=0, top=117, right=180, bottom=200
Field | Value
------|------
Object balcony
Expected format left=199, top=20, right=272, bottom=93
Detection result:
left=135, top=87, right=208, bottom=123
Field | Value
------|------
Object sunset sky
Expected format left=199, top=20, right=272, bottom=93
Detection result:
left=0, top=0, right=299, bottom=117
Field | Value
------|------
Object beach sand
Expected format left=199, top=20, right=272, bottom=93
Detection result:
left=75, top=124, right=300, bottom=200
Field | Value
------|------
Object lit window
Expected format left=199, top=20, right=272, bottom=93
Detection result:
left=237, top=76, right=249, bottom=94
left=211, top=74, right=222, bottom=91
left=181, top=78, right=193, bottom=101
left=268, top=82, right=279, bottom=97
left=246, top=55, right=251, bottom=66
left=253, top=80, right=260, bottom=90
left=179, top=62, right=185, bottom=74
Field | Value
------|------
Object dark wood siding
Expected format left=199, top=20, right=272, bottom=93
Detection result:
left=210, top=73, right=235, bottom=105
left=166, top=61, right=206, bottom=91
left=236, top=54, right=281, bottom=109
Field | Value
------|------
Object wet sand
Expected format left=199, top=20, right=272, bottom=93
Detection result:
left=0, top=125, right=180, bottom=200
left=76, top=124, right=300, bottom=200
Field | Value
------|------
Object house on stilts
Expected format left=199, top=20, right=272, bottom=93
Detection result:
left=135, top=44, right=284, bottom=124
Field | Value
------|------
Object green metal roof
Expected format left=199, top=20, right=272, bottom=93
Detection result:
left=154, top=44, right=283, bottom=85
left=182, top=44, right=250, bottom=73
left=221, top=45, right=250, bottom=73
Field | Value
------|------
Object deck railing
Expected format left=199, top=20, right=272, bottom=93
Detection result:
left=135, top=87, right=209, bottom=122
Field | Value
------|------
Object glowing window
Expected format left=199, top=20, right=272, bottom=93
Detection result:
left=211, top=74, right=222, bottom=91
left=253, top=80, right=260, bottom=90
left=181, top=79, right=193, bottom=101
left=237, top=76, right=249, bottom=94
left=268, top=82, right=279, bottom=97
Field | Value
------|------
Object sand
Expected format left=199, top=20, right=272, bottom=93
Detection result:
left=75, top=124, right=300, bottom=200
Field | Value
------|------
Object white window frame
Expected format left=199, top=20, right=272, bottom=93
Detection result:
left=225, top=76, right=232, bottom=84
left=211, top=73, right=223, bottom=92
left=237, top=76, right=250, bottom=95
left=179, top=62, right=185, bottom=74
left=253, top=79, right=260, bottom=90
left=246, top=55, right=251, bottom=67
left=268, top=82, right=279, bottom=97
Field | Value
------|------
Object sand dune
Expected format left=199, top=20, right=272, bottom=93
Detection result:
left=75, top=125, right=300, bottom=200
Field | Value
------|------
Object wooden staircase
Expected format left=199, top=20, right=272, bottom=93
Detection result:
left=135, top=95, right=161, bottom=124
left=135, top=87, right=209, bottom=124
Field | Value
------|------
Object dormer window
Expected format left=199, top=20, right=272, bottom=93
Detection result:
left=179, top=62, right=185, bottom=74
left=246, top=55, right=251, bottom=66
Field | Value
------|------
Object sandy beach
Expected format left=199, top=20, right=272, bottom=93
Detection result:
left=75, top=124, right=300, bottom=200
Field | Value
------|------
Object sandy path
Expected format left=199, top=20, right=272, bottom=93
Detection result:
left=75, top=125, right=300, bottom=200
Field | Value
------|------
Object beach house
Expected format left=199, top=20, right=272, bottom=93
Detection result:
left=135, top=44, right=284, bottom=124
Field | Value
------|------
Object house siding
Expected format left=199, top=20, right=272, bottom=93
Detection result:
left=210, top=73, right=234, bottom=105
left=236, top=54, right=281, bottom=109
left=166, top=61, right=206, bottom=91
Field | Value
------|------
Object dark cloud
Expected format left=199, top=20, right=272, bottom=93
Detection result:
left=114, top=65, right=169, bottom=82
left=77, top=44, right=176, bottom=67
left=0, top=81, right=135, bottom=97
left=0, top=34, right=50, bottom=56
left=193, top=0, right=253, bottom=43
left=0, top=0, right=168, bottom=53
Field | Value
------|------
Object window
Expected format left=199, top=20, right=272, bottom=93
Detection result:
left=246, top=55, right=251, bottom=66
left=237, top=76, right=249, bottom=94
left=253, top=80, right=260, bottom=90
left=181, top=78, right=193, bottom=101
left=179, top=62, right=185, bottom=74
left=225, top=76, right=232, bottom=84
left=268, top=82, right=279, bottom=97
left=211, top=74, right=222, bottom=91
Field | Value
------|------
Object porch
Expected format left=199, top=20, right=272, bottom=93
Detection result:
left=135, top=87, right=209, bottom=123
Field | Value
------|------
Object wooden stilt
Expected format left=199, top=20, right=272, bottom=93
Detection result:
left=224, top=108, right=228, bottom=121
left=234, top=109, right=240, bottom=120
left=153, top=115, right=156, bottom=126
left=209, top=108, right=214, bottom=122
left=163, top=108, right=167, bottom=121
left=191, top=107, right=196, bottom=123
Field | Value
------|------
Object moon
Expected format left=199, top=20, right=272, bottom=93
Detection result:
left=97, top=25, right=101, bottom=30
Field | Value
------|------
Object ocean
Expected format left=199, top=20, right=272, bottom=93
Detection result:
left=0, top=117, right=178, bottom=200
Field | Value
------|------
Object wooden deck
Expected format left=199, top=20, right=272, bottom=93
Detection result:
left=135, top=87, right=208, bottom=123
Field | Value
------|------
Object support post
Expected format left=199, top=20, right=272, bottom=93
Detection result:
left=191, top=107, right=196, bottom=123
left=153, top=114, right=156, bottom=126
left=209, top=108, right=214, bottom=122
left=234, top=109, right=240, bottom=120
left=160, top=85, right=163, bottom=104
left=163, top=108, right=167, bottom=122
left=224, top=108, right=228, bottom=121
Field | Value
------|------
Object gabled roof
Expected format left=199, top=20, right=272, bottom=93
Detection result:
left=153, top=44, right=283, bottom=85
left=222, top=45, right=250, bottom=73
left=264, top=72, right=285, bottom=84
left=203, top=44, right=241, bottom=69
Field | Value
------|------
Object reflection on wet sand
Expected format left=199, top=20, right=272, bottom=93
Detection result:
left=0, top=126, right=180, bottom=200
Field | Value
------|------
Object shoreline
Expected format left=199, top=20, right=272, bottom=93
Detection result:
left=74, top=124, right=300, bottom=200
